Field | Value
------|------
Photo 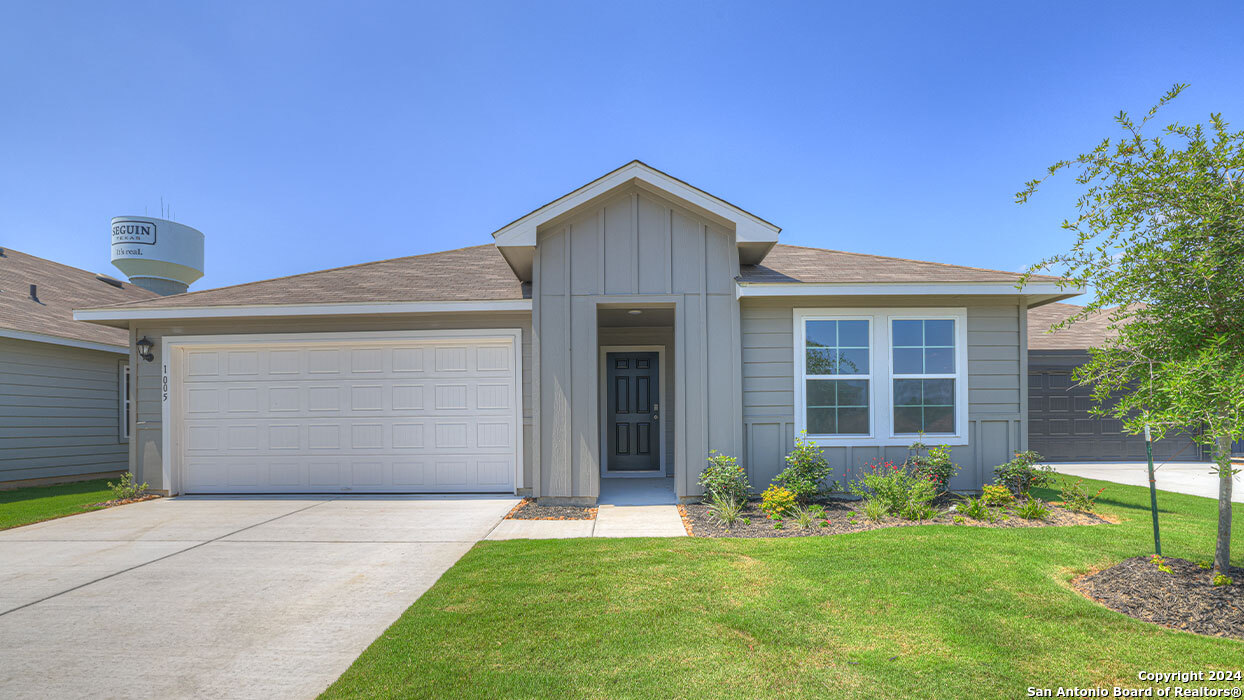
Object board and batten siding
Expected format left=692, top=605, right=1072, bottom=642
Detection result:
left=0, top=337, right=128, bottom=483
left=130, top=311, right=532, bottom=493
left=740, top=296, right=1028, bottom=490
left=535, top=188, right=742, bottom=502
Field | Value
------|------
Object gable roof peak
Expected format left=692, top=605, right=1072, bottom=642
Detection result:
left=490, top=161, right=780, bottom=280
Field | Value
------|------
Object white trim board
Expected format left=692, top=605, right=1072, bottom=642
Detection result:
left=598, top=345, right=667, bottom=478
left=76, top=299, right=532, bottom=324
left=793, top=307, right=970, bottom=447
left=0, top=328, right=127, bottom=354
left=160, top=328, right=524, bottom=496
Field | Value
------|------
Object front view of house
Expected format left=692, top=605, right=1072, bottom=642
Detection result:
left=77, top=162, right=1079, bottom=503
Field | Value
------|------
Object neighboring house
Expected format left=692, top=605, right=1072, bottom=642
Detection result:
left=75, top=162, right=1079, bottom=502
left=0, top=247, right=158, bottom=486
left=1027, top=302, right=1203, bottom=462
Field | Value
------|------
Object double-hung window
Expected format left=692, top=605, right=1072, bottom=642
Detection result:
left=794, top=308, right=968, bottom=445
left=802, top=318, right=871, bottom=435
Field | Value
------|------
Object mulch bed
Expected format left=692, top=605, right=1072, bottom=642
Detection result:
left=682, top=496, right=1108, bottom=538
left=1074, top=556, right=1244, bottom=640
left=505, top=498, right=597, bottom=520
left=86, top=494, right=162, bottom=509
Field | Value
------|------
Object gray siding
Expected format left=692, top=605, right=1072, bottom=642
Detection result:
left=535, top=189, right=742, bottom=500
left=740, top=296, right=1027, bottom=490
left=0, top=337, right=128, bottom=482
left=130, top=312, right=532, bottom=493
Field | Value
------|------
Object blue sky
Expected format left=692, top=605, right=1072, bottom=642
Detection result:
left=3, top=1, right=1242, bottom=291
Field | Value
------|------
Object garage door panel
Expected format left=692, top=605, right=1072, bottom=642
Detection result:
left=176, top=336, right=518, bottom=493
left=1028, top=368, right=1200, bottom=462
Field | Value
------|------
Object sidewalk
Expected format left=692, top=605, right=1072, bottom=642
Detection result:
left=1051, top=461, right=1244, bottom=503
left=486, top=504, right=687, bottom=540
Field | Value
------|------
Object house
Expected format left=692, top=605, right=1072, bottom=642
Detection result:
left=75, top=162, right=1080, bottom=503
left=0, top=248, right=158, bottom=487
left=1027, top=302, right=1203, bottom=462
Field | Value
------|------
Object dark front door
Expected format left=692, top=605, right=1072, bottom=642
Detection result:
left=606, top=351, right=660, bottom=472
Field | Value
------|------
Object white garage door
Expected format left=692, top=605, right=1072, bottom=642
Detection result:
left=171, top=333, right=520, bottom=494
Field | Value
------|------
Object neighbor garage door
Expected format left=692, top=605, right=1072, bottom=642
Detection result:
left=171, top=333, right=520, bottom=494
left=1028, top=369, right=1200, bottom=462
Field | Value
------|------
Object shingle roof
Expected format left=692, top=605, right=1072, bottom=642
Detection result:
left=84, top=241, right=1060, bottom=315
left=739, top=244, right=1064, bottom=285
left=94, top=244, right=530, bottom=311
left=0, top=248, right=157, bottom=347
left=1027, top=302, right=1116, bottom=350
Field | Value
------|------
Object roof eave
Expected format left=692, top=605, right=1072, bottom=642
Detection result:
left=735, top=280, right=1086, bottom=300
left=74, top=298, right=533, bottom=325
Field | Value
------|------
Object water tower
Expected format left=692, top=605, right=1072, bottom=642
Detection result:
left=110, top=216, right=204, bottom=295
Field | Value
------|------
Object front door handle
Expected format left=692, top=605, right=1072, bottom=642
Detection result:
left=653, top=403, right=659, bottom=422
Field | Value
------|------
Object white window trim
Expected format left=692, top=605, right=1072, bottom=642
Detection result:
left=793, top=308, right=969, bottom=447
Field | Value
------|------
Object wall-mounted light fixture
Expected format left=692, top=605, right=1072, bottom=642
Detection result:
left=136, top=336, right=155, bottom=362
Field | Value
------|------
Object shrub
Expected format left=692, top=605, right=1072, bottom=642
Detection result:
left=952, top=515, right=966, bottom=525
left=849, top=460, right=913, bottom=515
left=1151, top=555, right=1174, bottom=574
left=899, top=477, right=939, bottom=521
left=862, top=498, right=888, bottom=522
left=957, top=496, right=998, bottom=522
left=1198, top=560, right=1214, bottom=570
left=905, top=443, right=960, bottom=493
left=792, top=506, right=816, bottom=529
left=107, top=472, right=148, bottom=501
left=1015, top=498, right=1050, bottom=521
left=759, top=485, right=797, bottom=519
left=706, top=495, right=744, bottom=528
left=1213, top=574, right=1234, bottom=587
left=981, top=484, right=1014, bottom=507
left=775, top=432, right=832, bottom=503
left=993, top=450, right=1054, bottom=497
left=1059, top=478, right=1105, bottom=513
left=698, top=451, right=750, bottom=505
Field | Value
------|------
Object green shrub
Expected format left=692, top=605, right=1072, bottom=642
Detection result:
left=1213, top=574, right=1234, bottom=586
left=698, top=451, right=750, bottom=505
left=905, top=443, right=960, bottom=493
left=849, top=460, right=913, bottom=514
left=957, top=496, right=998, bottom=522
left=1198, top=560, right=1213, bottom=570
left=981, top=484, right=1014, bottom=507
left=993, top=450, right=1054, bottom=497
left=1015, top=498, right=1050, bottom=521
left=899, top=477, right=939, bottom=521
left=792, top=506, right=816, bottom=529
left=759, top=485, right=797, bottom=519
left=1059, top=478, right=1105, bottom=513
left=774, top=432, right=832, bottom=503
left=1151, top=555, right=1174, bottom=574
left=862, top=498, right=888, bottom=522
left=952, top=515, right=966, bottom=524
left=107, top=472, right=148, bottom=501
left=706, top=495, right=744, bottom=528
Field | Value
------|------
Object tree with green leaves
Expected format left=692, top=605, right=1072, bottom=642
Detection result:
left=1018, top=84, right=1244, bottom=576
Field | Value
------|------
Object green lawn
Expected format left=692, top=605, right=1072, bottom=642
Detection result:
left=325, top=479, right=1243, bottom=699
left=0, top=479, right=113, bottom=530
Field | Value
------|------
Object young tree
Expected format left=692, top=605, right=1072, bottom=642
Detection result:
left=1018, top=84, right=1244, bottom=575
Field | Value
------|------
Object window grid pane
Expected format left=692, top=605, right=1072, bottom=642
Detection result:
left=892, top=378, right=955, bottom=434
left=806, top=379, right=870, bottom=435
left=806, top=320, right=869, bottom=376
left=892, top=319, right=955, bottom=375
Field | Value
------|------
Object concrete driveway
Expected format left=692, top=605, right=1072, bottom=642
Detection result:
left=0, top=494, right=518, bottom=699
left=1052, top=461, right=1244, bottom=503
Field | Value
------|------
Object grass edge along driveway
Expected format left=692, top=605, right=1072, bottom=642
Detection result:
left=324, top=478, right=1244, bottom=700
left=0, top=478, right=113, bottom=530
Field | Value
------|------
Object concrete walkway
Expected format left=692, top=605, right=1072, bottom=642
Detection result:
left=1052, top=461, right=1244, bottom=503
left=486, top=503, right=687, bottom=539
left=0, top=494, right=518, bottom=700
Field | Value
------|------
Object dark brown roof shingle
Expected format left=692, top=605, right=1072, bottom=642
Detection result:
left=0, top=248, right=157, bottom=347
left=1027, top=302, right=1116, bottom=350
left=739, top=244, right=1063, bottom=285
left=93, top=244, right=529, bottom=311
